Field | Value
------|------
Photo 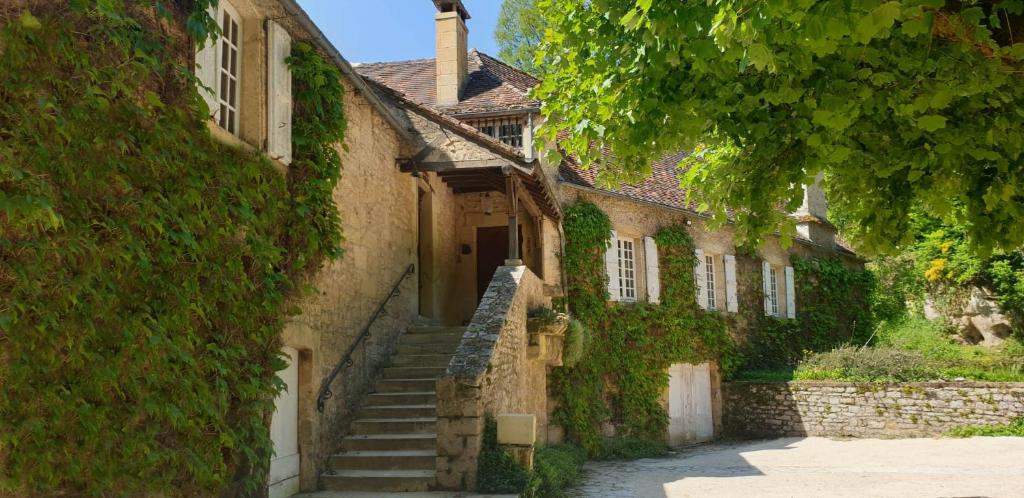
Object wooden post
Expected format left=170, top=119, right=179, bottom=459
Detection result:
left=505, top=171, right=521, bottom=265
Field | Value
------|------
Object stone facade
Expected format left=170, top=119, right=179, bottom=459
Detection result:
left=723, top=381, right=1024, bottom=438
left=435, top=266, right=556, bottom=490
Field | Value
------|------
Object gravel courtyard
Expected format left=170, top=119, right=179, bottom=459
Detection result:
left=568, top=436, right=1024, bottom=498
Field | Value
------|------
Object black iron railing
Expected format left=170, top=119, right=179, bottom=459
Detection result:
left=316, top=264, right=415, bottom=412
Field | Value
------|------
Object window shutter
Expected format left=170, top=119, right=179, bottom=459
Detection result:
left=605, top=230, right=619, bottom=301
left=267, top=21, right=293, bottom=164
left=785, top=266, right=796, bottom=319
left=724, top=254, right=738, bottom=312
left=762, top=261, right=772, bottom=316
left=694, top=248, right=707, bottom=309
left=194, top=5, right=218, bottom=120
left=644, top=236, right=660, bottom=304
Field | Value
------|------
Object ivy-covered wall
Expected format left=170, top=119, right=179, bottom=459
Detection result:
left=0, top=3, right=345, bottom=495
left=551, top=198, right=873, bottom=454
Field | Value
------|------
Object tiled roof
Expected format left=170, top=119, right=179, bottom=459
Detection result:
left=354, top=50, right=539, bottom=115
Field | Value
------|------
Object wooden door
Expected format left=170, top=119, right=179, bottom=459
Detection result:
left=269, top=346, right=300, bottom=498
left=667, top=362, right=714, bottom=446
left=475, top=225, right=523, bottom=302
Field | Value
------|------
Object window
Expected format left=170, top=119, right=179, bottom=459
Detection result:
left=217, top=4, right=241, bottom=134
left=617, top=238, right=637, bottom=301
left=469, top=117, right=524, bottom=148
left=705, top=255, right=717, bottom=310
left=767, top=266, right=779, bottom=316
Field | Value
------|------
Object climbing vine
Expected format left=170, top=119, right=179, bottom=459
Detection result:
left=552, top=202, right=735, bottom=455
left=0, top=2, right=345, bottom=496
left=734, top=256, right=875, bottom=371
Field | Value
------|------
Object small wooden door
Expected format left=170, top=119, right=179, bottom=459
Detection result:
left=476, top=225, right=522, bottom=302
left=269, top=346, right=300, bottom=498
left=667, top=362, right=714, bottom=446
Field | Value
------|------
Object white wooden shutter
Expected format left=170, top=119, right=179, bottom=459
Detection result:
left=694, top=248, right=707, bottom=309
left=724, top=254, right=738, bottom=313
left=194, top=4, right=218, bottom=120
left=267, top=21, right=293, bottom=164
left=605, top=230, right=620, bottom=301
left=644, top=236, right=660, bottom=304
left=785, top=265, right=796, bottom=319
left=762, top=261, right=772, bottom=316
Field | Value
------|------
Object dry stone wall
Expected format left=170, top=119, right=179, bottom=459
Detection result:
left=435, top=265, right=548, bottom=490
left=723, top=381, right=1024, bottom=438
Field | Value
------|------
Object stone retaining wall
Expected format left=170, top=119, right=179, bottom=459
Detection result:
left=723, top=381, right=1024, bottom=438
left=435, top=265, right=549, bottom=490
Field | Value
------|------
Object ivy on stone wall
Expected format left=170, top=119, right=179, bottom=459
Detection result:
left=552, top=202, right=736, bottom=455
left=735, top=256, right=875, bottom=371
left=0, top=3, right=345, bottom=496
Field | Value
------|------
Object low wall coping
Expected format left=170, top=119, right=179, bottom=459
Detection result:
left=445, top=265, right=529, bottom=380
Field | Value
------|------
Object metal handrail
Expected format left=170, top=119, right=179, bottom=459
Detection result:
left=316, top=264, right=415, bottom=412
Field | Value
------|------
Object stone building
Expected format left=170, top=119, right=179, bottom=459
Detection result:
left=189, top=0, right=860, bottom=495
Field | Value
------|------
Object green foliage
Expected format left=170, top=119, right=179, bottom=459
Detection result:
left=737, top=256, right=874, bottom=371
left=495, top=0, right=546, bottom=76
left=947, top=416, right=1024, bottom=437
left=0, top=4, right=345, bottom=496
left=526, top=444, right=587, bottom=498
left=595, top=436, right=669, bottom=461
left=534, top=0, right=1024, bottom=255
left=792, top=318, right=1024, bottom=381
left=477, top=419, right=533, bottom=494
left=286, top=41, right=347, bottom=272
left=553, top=203, right=735, bottom=455
left=562, top=318, right=587, bottom=368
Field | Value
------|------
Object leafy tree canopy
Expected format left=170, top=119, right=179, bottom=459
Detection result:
left=533, top=0, right=1024, bottom=255
left=495, top=0, right=546, bottom=76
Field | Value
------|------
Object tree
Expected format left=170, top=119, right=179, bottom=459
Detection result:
left=533, top=0, right=1024, bottom=255
left=495, top=0, right=546, bottom=76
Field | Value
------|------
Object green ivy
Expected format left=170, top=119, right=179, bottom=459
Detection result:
left=0, top=3, right=345, bottom=496
left=735, top=256, right=875, bottom=371
left=552, top=202, right=735, bottom=456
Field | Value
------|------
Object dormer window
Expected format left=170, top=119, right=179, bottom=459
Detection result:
left=469, top=117, right=524, bottom=148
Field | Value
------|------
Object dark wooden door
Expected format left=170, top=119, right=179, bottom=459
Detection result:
left=476, top=226, right=522, bottom=302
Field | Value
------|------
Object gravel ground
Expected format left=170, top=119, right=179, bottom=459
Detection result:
left=568, top=436, right=1024, bottom=498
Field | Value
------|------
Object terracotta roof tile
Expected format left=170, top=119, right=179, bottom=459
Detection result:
left=354, top=50, right=539, bottom=115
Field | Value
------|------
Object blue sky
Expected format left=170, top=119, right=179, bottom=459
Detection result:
left=296, top=1, right=503, bottom=64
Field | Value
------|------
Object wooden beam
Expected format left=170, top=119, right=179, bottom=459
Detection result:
left=511, top=173, right=543, bottom=219
left=399, top=158, right=511, bottom=173
left=505, top=173, right=520, bottom=263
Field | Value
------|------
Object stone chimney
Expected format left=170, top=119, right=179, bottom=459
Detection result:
left=793, top=173, right=837, bottom=246
left=434, top=0, right=470, bottom=106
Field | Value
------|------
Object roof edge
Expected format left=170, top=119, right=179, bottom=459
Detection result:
left=277, top=0, right=415, bottom=144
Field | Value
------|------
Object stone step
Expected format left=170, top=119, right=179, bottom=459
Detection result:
left=381, top=366, right=448, bottom=379
left=390, top=354, right=452, bottom=368
left=340, top=433, right=437, bottom=452
left=328, top=450, right=436, bottom=471
left=398, top=332, right=464, bottom=345
left=350, top=417, right=437, bottom=435
left=396, top=343, right=461, bottom=355
left=406, top=326, right=466, bottom=335
left=360, top=404, right=436, bottom=419
left=364, top=391, right=437, bottom=407
left=319, top=469, right=435, bottom=492
left=375, top=378, right=437, bottom=393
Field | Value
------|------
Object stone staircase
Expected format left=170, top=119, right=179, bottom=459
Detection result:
left=319, top=326, right=465, bottom=492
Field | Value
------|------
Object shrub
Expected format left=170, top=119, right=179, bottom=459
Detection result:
left=562, top=319, right=587, bottom=368
left=794, top=346, right=937, bottom=382
left=596, top=437, right=669, bottom=460
left=947, top=417, right=1024, bottom=437
left=526, top=444, right=587, bottom=498
left=477, top=420, right=533, bottom=494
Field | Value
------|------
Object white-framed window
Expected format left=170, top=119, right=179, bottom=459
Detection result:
left=766, top=266, right=779, bottom=316
left=617, top=238, right=637, bottom=302
left=705, top=255, right=717, bottom=311
left=216, top=3, right=242, bottom=135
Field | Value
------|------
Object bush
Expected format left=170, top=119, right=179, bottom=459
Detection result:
left=562, top=319, right=587, bottom=368
left=526, top=444, right=587, bottom=498
left=947, top=416, right=1024, bottom=437
left=794, top=346, right=937, bottom=382
left=596, top=437, right=669, bottom=460
left=477, top=420, right=532, bottom=494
